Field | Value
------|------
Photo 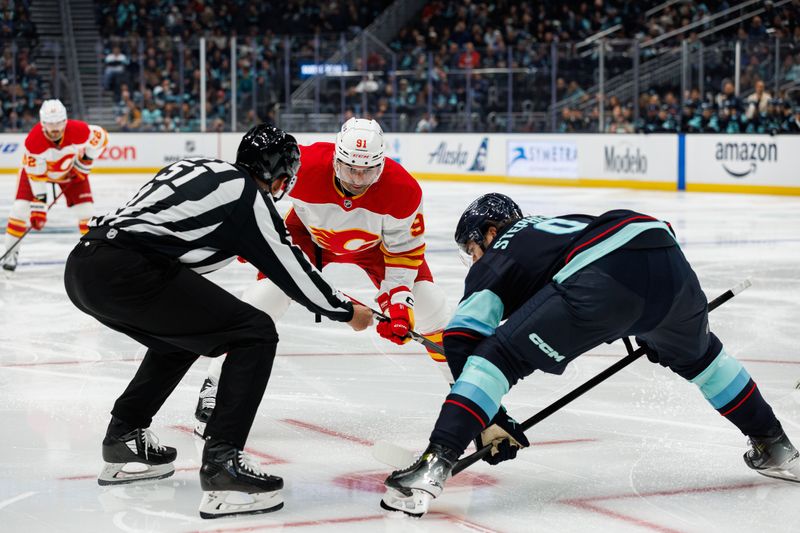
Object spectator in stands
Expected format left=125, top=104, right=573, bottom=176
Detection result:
left=782, top=106, right=800, bottom=133
left=607, top=104, right=634, bottom=133
left=687, top=102, right=720, bottom=133
left=458, top=42, right=480, bottom=69
left=141, top=99, right=164, bottom=131
left=103, top=45, right=129, bottom=101
left=719, top=99, right=746, bottom=133
left=416, top=112, right=437, bottom=132
left=715, top=80, right=740, bottom=111
left=745, top=80, right=771, bottom=119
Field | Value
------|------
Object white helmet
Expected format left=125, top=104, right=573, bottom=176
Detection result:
left=334, top=118, right=386, bottom=193
left=40, top=99, right=68, bottom=124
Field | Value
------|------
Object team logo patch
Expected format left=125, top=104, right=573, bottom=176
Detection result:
left=343, top=199, right=352, bottom=209
left=107, top=228, right=118, bottom=239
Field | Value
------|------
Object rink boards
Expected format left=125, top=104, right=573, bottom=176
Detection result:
left=0, top=132, right=798, bottom=195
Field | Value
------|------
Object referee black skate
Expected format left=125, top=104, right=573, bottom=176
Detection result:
left=64, top=124, right=372, bottom=518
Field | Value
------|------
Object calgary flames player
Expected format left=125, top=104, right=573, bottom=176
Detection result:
left=2, top=99, right=108, bottom=273
left=193, top=118, right=451, bottom=433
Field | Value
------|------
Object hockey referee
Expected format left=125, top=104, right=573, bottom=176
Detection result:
left=64, top=124, right=373, bottom=518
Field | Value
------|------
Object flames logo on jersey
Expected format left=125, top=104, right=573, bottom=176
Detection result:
left=309, top=226, right=380, bottom=254
left=30, top=153, right=77, bottom=181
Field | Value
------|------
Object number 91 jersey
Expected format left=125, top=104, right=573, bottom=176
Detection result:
left=288, top=142, right=426, bottom=289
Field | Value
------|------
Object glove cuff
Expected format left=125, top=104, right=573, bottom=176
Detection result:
left=377, top=286, right=414, bottom=312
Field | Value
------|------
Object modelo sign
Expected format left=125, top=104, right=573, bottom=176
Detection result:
left=686, top=135, right=799, bottom=187
left=603, top=142, right=647, bottom=174
left=506, top=140, right=578, bottom=178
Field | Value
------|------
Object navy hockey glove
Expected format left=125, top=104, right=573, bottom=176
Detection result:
left=474, top=406, right=529, bottom=465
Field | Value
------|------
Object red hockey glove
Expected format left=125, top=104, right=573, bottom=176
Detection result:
left=30, top=196, right=47, bottom=230
left=376, top=287, right=415, bottom=345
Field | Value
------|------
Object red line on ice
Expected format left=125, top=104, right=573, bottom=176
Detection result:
left=562, top=499, right=683, bottom=533
left=280, top=418, right=373, bottom=446
left=560, top=480, right=771, bottom=532
left=0, top=357, right=142, bottom=368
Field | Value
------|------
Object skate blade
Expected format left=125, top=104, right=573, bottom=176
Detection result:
left=98, top=462, right=175, bottom=486
left=194, top=421, right=207, bottom=439
left=755, top=465, right=800, bottom=484
left=380, top=488, right=432, bottom=517
left=199, top=489, right=283, bottom=519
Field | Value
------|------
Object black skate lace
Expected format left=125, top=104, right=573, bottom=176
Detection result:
left=238, top=451, right=264, bottom=476
left=142, top=429, right=166, bottom=459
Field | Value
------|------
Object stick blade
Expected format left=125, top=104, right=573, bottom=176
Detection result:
left=372, top=440, right=416, bottom=468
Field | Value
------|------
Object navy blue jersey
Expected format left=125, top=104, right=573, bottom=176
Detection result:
left=443, top=209, right=677, bottom=376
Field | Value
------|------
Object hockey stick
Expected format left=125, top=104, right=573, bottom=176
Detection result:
left=0, top=186, right=68, bottom=264
left=346, top=294, right=445, bottom=355
left=448, top=278, right=752, bottom=476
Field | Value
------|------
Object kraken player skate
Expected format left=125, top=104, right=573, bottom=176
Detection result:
left=744, top=429, right=800, bottom=483
left=380, top=442, right=459, bottom=517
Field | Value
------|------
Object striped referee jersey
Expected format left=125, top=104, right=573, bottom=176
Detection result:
left=85, top=157, right=353, bottom=322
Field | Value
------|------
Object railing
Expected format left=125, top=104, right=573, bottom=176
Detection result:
left=1, top=32, right=798, bottom=134
left=58, top=1, right=85, bottom=120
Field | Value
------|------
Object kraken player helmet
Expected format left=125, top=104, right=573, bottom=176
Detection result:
left=454, top=193, right=523, bottom=254
left=236, top=124, right=301, bottom=200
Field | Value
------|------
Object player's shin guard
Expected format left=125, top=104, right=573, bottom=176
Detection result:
left=69, top=202, right=93, bottom=235
left=429, top=355, right=510, bottom=455
left=413, top=281, right=452, bottom=382
left=690, top=348, right=780, bottom=438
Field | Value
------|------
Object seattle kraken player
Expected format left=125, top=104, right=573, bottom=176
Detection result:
left=382, top=193, right=799, bottom=516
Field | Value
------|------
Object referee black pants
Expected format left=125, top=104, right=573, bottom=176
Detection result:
left=64, top=240, right=278, bottom=449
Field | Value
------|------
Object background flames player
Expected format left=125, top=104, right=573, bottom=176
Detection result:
left=1, top=99, right=109, bottom=273
left=194, top=118, right=452, bottom=432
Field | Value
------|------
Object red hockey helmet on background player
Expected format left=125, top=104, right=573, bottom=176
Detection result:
left=333, top=118, right=386, bottom=195
left=39, top=99, right=68, bottom=142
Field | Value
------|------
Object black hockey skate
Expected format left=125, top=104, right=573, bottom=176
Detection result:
left=98, top=428, right=177, bottom=486
left=744, top=430, right=800, bottom=483
left=1, top=249, right=18, bottom=275
left=198, top=440, right=284, bottom=519
left=194, top=377, right=217, bottom=438
left=381, top=442, right=459, bottom=517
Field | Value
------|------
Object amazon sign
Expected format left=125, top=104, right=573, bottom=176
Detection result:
left=686, top=135, right=799, bottom=189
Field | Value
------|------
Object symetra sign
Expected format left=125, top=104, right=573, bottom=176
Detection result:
left=507, top=140, right=578, bottom=178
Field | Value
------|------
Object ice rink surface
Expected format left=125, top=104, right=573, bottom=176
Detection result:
left=1, top=173, right=799, bottom=533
